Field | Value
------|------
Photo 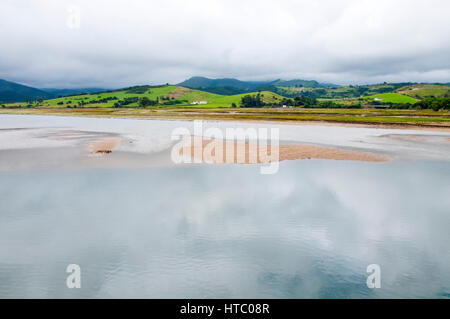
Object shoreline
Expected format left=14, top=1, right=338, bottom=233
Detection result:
left=1, top=109, right=450, bottom=132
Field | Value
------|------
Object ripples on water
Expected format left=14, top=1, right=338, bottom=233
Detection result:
left=0, top=160, right=449, bottom=298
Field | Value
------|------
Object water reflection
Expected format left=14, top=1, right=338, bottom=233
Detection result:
left=0, top=160, right=449, bottom=298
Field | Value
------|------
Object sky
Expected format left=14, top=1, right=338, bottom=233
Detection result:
left=1, top=0, right=449, bottom=88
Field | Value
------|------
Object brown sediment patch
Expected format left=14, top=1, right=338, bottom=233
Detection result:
left=388, top=134, right=430, bottom=142
left=178, top=137, right=388, bottom=164
left=406, top=136, right=429, bottom=142
left=446, top=138, right=450, bottom=142
left=89, top=137, right=121, bottom=154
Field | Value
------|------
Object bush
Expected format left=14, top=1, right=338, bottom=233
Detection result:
left=138, top=97, right=150, bottom=107
left=115, top=97, right=139, bottom=107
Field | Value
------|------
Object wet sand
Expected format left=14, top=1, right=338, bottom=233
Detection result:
left=179, top=137, right=389, bottom=163
left=89, top=137, right=121, bottom=154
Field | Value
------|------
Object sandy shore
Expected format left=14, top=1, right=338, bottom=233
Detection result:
left=178, top=137, right=389, bottom=163
left=1, top=109, right=450, bottom=132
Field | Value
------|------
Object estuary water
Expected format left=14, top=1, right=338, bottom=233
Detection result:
left=0, top=115, right=449, bottom=298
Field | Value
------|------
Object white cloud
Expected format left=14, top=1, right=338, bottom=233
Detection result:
left=0, top=0, right=449, bottom=87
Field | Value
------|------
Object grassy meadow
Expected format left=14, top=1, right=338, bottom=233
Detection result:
left=8, top=85, right=286, bottom=109
left=362, top=93, right=419, bottom=104
left=396, top=84, right=450, bottom=99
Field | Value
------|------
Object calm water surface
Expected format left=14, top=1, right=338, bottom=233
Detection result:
left=0, top=160, right=449, bottom=298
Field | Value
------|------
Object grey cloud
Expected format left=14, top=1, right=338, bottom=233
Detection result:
left=0, top=0, right=449, bottom=88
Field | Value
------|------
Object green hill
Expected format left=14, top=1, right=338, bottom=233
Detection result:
left=276, top=83, right=413, bottom=99
left=363, top=93, right=419, bottom=104
left=397, top=84, right=450, bottom=99
left=178, top=76, right=269, bottom=90
left=31, top=85, right=285, bottom=108
left=178, top=76, right=335, bottom=95
left=271, top=79, right=333, bottom=88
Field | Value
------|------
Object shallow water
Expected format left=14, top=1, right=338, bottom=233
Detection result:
left=0, top=161, right=449, bottom=298
left=1, top=114, right=450, bottom=160
left=0, top=114, right=449, bottom=298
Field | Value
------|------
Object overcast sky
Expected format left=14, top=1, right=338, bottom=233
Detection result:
left=1, top=0, right=449, bottom=88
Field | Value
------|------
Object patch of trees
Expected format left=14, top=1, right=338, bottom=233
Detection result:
left=87, top=96, right=118, bottom=104
left=113, top=97, right=139, bottom=107
left=240, top=93, right=266, bottom=107
left=137, top=97, right=158, bottom=107
left=281, top=96, right=317, bottom=107
left=305, top=101, right=362, bottom=109
left=240, top=94, right=318, bottom=108
left=161, top=99, right=187, bottom=105
left=415, top=97, right=450, bottom=111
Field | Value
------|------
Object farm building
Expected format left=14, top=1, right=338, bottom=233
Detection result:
left=191, top=101, right=208, bottom=105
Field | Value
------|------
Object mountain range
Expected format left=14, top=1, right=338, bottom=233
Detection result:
left=1, top=77, right=335, bottom=102
left=178, top=76, right=335, bottom=95
left=0, top=79, right=107, bottom=103
left=0, top=79, right=54, bottom=103
left=1, top=77, right=449, bottom=103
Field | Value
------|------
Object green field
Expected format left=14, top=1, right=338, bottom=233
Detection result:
left=4, top=82, right=450, bottom=111
left=397, top=84, right=450, bottom=99
left=362, top=93, right=419, bottom=104
left=274, top=83, right=412, bottom=99
left=12, top=85, right=285, bottom=108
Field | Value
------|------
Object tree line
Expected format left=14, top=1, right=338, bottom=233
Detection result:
left=239, top=93, right=318, bottom=108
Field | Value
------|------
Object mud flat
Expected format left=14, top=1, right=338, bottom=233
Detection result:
left=179, top=137, right=389, bottom=164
